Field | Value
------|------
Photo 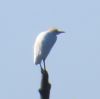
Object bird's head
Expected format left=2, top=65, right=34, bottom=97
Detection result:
left=48, top=28, right=65, bottom=35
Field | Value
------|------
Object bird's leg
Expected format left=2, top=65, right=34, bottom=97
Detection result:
left=40, top=63, right=43, bottom=73
left=43, top=60, right=46, bottom=70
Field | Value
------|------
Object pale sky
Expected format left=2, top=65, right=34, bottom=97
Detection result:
left=0, top=0, right=100, bottom=99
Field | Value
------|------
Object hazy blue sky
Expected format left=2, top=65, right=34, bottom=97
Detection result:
left=0, top=0, right=100, bottom=99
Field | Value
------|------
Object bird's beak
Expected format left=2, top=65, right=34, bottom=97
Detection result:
left=58, top=30, right=65, bottom=33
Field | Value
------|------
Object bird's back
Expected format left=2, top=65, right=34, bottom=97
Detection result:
left=34, top=32, right=57, bottom=65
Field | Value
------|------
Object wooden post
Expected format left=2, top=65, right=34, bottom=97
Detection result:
left=39, top=68, right=51, bottom=99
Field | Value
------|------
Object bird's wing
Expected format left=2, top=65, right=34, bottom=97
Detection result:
left=34, top=34, right=44, bottom=65
left=41, top=34, right=57, bottom=60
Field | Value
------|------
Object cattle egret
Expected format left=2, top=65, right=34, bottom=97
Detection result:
left=33, top=28, right=65, bottom=69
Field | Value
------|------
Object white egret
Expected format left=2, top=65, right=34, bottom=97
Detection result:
left=33, top=28, right=65, bottom=69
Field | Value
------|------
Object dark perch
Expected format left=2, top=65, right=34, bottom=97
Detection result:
left=39, top=67, right=51, bottom=99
